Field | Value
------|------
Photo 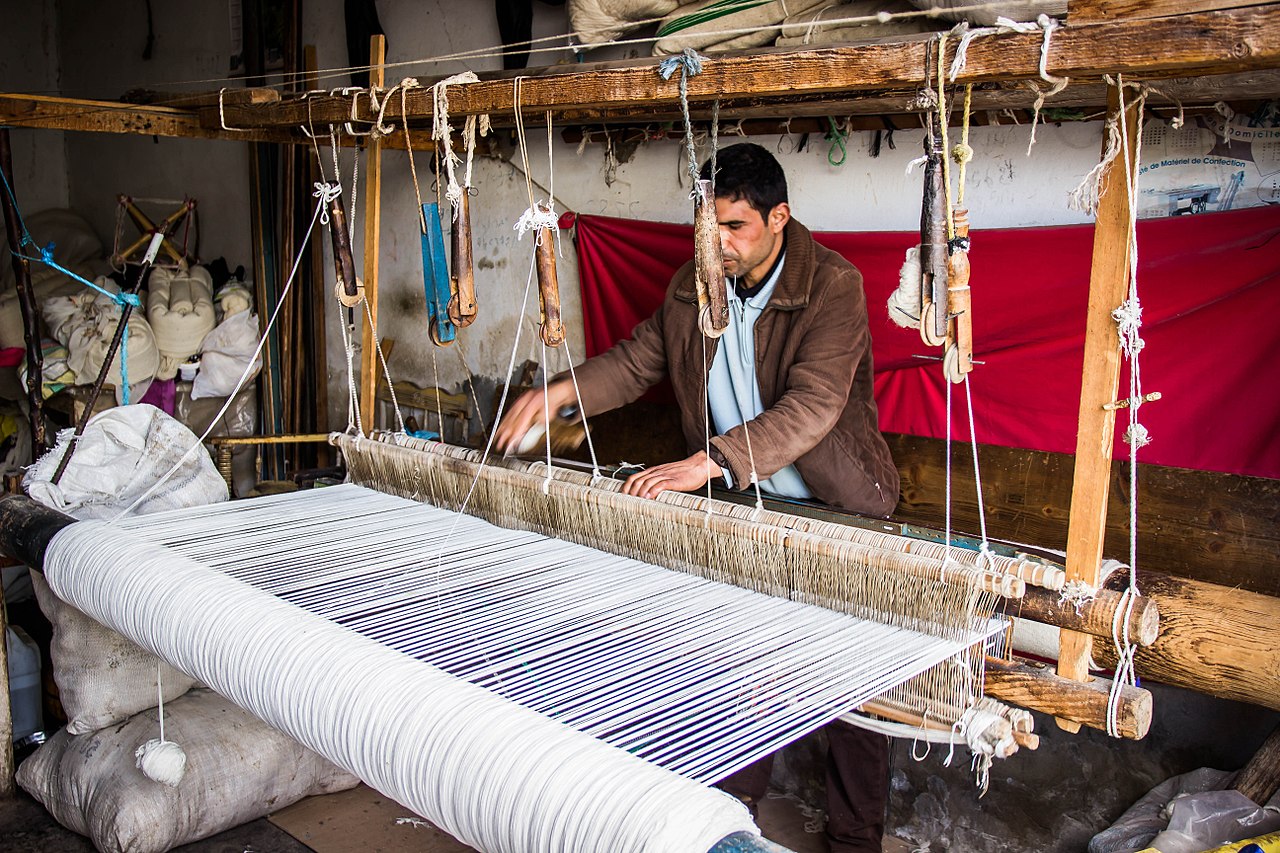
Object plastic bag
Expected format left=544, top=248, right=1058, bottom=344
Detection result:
left=191, top=309, right=261, bottom=400
left=24, top=403, right=228, bottom=519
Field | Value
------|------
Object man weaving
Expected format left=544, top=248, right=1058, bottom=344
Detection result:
left=495, top=142, right=901, bottom=853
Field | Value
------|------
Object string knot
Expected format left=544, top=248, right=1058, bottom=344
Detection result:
left=313, top=182, right=341, bottom=224
left=40, top=241, right=56, bottom=264
left=514, top=204, right=558, bottom=241
left=114, top=292, right=142, bottom=310
left=951, top=142, right=974, bottom=164
left=1111, top=297, right=1144, bottom=356
left=657, top=49, right=705, bottom=81
left=1124, top=422, right=1151, bottom=448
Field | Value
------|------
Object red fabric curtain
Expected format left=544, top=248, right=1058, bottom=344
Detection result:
left=566, top=205, right=1280, bottom=479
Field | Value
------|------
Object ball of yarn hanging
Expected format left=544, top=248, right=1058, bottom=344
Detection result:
left=135, top=738, right=187, bottom=787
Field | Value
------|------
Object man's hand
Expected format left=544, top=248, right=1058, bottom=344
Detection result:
left=622, top=451, right=726, bottom=500
left=493, top=380, right=577, bottom=455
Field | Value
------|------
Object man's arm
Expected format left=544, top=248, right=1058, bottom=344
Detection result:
left=494, top=276, right=681, bottom=454
left=710, top=268, right=866, bottom=488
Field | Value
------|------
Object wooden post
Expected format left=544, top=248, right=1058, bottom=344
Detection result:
left=0, top=129, right=46, bottom=460
left=0, top=576, right=12, bottom=797
left=359, top=35, right=385, bottom=433
left=1056, top=82, right=1142, bottom=732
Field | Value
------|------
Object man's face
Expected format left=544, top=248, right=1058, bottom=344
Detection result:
left=715, top=196, right=789, bottom=286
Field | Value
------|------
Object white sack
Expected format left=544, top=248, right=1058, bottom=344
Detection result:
left=776, top=0, right=936, bottom=47
left=906, top=0, right=1066, bottom=25
left=0, top=209, right=103, bottom=292
left=654, top=0, right=829, bottom=55
left=146, top=265, right=216, bottom=380
left=17, top=688, right=361, bottom=853
left=30, top=572, right=198, bottom=735
left=42, top=277, right=159, bottom=397
left=568, top=0, right=682, bottom=44
left=25, top=403, right=228, bottom=520
left=191, top=309, right=261, bottom=399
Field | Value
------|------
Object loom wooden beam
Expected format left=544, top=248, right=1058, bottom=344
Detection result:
left=984, top=655, right=1152, bottom=739
left=0, top=93, right=431, bottom=150
left=1056, top=82, right=1141, bottom=733
left=359, top=35, right=386, bottom=433
left=1006, top=584, right=1159, bottom=647
left=1093, top=572, right=1280, bottom=712
left=1232, top=722, right=1280, bottom=806
left=1069, top=0, right=1275, bottom=24
left=206, top=7, right=1280, bottom=130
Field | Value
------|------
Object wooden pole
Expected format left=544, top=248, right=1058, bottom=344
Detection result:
left=0, top=574, right=12, bottom=797
left=0, top=129, right=46, bottom=460
left=358, top=35, right=385, bottom=433
left=987, top=655, right=1152, bottom=740
left=1093, top=572, right=1280, bottom=712
left=304, top=45, right=331, bottom=467
left=1056, top=82, right=1141, bottom=733
left=1232, top=723, right=1280, bottom=807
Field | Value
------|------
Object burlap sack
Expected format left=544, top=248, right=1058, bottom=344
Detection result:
left=17, top=688, right=360, bottom=853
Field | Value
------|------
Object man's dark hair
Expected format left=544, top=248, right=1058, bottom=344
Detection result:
left=699, top=143, right=788, bottom=222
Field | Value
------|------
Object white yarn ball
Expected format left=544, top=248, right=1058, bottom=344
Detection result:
left=887, top=245, right=923, bottom=329
left=135, top=738, right=187, bottom=787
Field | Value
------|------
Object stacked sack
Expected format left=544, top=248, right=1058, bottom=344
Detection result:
left=17, top=405, right=359, bottom=853
left=146, top=265, right=216, bottom=381
left=567, top=0, right=1067, bottom=53
left=42, top=277, right=160, bottom=403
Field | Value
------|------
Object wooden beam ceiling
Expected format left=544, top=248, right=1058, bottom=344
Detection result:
left=205, top=6, right=1280, bottom=132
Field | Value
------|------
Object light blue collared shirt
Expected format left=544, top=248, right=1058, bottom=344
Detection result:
left=707, top=254, right=812, bottom=499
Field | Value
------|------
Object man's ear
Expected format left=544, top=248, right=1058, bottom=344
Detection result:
left=769, top=202, right=791, bottom=235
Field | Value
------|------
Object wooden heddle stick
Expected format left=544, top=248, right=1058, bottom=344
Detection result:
left=693, top=179, right=728, bottom=338
left=534, top=203, right=564, bottom=348
left=329, top=190, right=364, bottom=307
left=918, top=113, right=948, bottom=348
left=945, top=207, right=974, bottom=381
left=448, top=191, right=477, bottom=328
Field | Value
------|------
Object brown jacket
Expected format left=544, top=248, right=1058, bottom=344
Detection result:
left=571, top=217, right=900, bottom=517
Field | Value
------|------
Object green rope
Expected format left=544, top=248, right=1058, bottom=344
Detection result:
left=656, top=0, right=773, bottom=38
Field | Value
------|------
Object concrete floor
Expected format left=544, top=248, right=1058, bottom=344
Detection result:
left=0, top=778, right=913, bottom=853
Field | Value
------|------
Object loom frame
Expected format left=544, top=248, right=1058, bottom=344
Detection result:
left=1, top=0, right=1278, bottom=821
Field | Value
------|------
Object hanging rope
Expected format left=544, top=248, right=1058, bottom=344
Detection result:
left=657, top=49, right=707, bottom=190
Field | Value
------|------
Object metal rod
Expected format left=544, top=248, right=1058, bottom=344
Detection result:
left=49, top=242, right=160, bottom=485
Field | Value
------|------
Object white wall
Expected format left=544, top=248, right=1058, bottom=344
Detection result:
left=58, top=0, right=251, bottom=268
left=28, top=0, right=1113, bottom=433
left=0, top=1, right=68, bottom=215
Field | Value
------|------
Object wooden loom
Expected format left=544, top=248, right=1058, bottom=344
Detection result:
left=0, top=0, right=1278, bottom=827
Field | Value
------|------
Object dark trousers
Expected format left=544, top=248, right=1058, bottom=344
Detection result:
left=720, top=720, right=890, bottom=853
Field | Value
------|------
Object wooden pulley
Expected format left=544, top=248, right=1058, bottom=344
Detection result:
left=334, top=277, right=366, bottom=308
left=945, top=207, right=974, bottom=383
left=534, top=203, right=565, bottom=348
left=918, top=114, right=948, bottom=348
left=448, top=191, right=478, bottom=328
left=328, top=193, right=361, bottom=306
left=693, top=180, right=728, bottom=339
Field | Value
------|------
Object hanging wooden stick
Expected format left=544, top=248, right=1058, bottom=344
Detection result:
left=329, top=191, right=363, bottom=307
left=534, top=203, right=564, bottom=348
left=448, top=191, right=477, bottom=328
left=693, top=179, right=728, bottom=338
left=945, top=208, right=973, bottom=381
left=919, top=113, right=948, bottom=347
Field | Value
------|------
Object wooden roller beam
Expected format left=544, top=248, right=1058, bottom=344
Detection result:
left=983, top=655, right=1152, bottom=740
left=1093, top=572, right=1280, bottom=712
left=205, top=7, right=1280, bottom=129
left=1005, top=584, right=1159, bottom=647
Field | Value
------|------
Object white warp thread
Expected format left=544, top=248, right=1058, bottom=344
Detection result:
left=44, top=511, right=755, bottom=853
